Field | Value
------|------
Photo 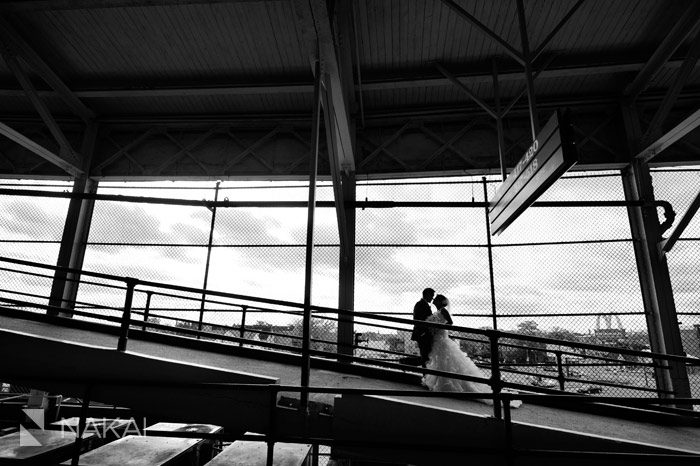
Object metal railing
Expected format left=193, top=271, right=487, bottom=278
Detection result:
left=2, top=255, right=700, bottom=421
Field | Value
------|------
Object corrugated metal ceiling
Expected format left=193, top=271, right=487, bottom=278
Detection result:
left=0, top=0, right=697, bottom=118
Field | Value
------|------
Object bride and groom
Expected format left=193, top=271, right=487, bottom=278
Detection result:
left=411, top=288, right=521, bottom=407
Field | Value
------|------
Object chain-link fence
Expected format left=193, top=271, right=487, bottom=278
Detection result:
left=0, top=180, right=73, bottom=313
left=1, top=170, right=699, bottom=399
left=352, top=171, right=665, bottom=397
left=73, top=181, right=340, bottom=346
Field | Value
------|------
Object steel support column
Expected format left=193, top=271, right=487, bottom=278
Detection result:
left=49, top=122, right=98, bottom=315
left=301, top=60, right=322, bottom=414
left=621, top=106, right=691, bottom=400
left=61, top=176, right=98, bottom=312
left=337, top=171, right=356, bottom=359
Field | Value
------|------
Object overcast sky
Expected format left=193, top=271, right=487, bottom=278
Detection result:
left=0, top=167, right=698, bottom=334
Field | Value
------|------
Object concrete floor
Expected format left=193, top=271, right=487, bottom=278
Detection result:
left=1, top=314, right=699, bottom=454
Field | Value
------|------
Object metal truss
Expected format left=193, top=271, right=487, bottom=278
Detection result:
left=92, top=125, right=331, bottom=179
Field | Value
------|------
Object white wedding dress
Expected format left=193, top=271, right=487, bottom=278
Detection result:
left=423, top=310, right=521, bottom=408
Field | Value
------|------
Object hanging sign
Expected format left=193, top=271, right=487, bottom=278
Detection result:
left=489, top=110, right=578, bottom=235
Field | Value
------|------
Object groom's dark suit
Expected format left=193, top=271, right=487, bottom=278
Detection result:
left=411, top=298, right=432, bottom=367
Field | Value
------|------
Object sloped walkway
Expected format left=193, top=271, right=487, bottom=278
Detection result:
left=1, top=313, right=699, bottom=454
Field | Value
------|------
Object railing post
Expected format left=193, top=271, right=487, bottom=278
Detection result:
left=267, top=386, right=278, bottom=466
left=555, top=351, right=566, bottom=390
left=117, top=279, right=136, bottom=352
left=142, top=291, right=152, bottom=332
left=489, top=331, right=502, bottom=419
left=311, top=443, right=319, bottom=466
left=71, top=384, right=92, bottom=466
left=502, top=394, right=514, bottom=466
left=239, top=306, right=247, bottom=346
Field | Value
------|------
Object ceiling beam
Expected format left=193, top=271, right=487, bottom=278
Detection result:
left=0, top=121, right=82, bottom=176
left=636, top=108, right=700, bottom=163
left=642, top=30, right=700, bottom=145
left=1, top=59, right=694, bottom=99
left=532, top=0, right=586, bottom=61
left=0, top=0, right=268, bottom=11
left=0, top=16, right=95, bottom=122
left=623, top=1, right=700, bottom=101
left=434, top=62, right=497, bottom=119
left=441, top=0, right=525, bottom=66
left=2, top=52, right=79, bottom=162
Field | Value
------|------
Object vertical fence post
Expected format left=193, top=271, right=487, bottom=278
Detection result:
left=199, top=181, right=220, bottom=335
left=489, top=331, right=502, bottom=419
left=301, top=59, right=323, bottom=415
left=117, top=279, right=136, bottom=352
left=142, top=291, right=152, bottom=332
left=483, top=177, right=498, bottom=331
left=239, top=306, right=248, bottom=345
left=555, top=351, right=566, bottom=390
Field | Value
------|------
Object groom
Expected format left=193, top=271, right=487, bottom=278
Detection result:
left=411, top=287, right=435, bottom=368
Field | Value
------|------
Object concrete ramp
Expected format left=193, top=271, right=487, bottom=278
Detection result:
left=0, top=329, right=278, bottom=433
left=333, top=394, right=700, bottom=465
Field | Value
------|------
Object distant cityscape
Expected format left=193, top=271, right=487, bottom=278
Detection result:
left=157, top=315, right=700, bottom=364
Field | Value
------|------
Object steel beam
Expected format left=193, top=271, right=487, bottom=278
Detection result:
left=441, top=0, right=524, bottom=66
left=49, top=121, right=98, bottom=315
left=2, top=52, right=79, bottom=162
left=642, top=30, right=700, bottom=145
left=0, top=16, right=94, bottom=122
left=636, top=108, right=700, bottom=163
left=337, top=171, right=356, bottom=359
left=300, top=60, right=323, bottom=415
left=435, top=62, right=497, bottom=119
left=0, top=0, right=269, bottom=11
left=0, top=59, right=694, bottom=98
left=153, top=126, right=220, bottom=175
left=532, top=0, right=586, bottom=61
left=0, top=121, right=82, bottom=176
left=621, top=105, right=691, bottom=401
left=623, top=2, right=700, bottom=101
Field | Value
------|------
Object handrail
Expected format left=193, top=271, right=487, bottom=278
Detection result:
left=2, top=255, right=698, bottom=367
left=2, top=299, right=675, bottom=397
left=1, top=254, right=698, bottom=416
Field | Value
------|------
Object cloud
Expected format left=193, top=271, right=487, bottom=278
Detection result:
left=0, top=199, right=67, bottom=240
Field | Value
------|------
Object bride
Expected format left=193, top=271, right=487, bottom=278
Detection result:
left=423, top=294, right=521, bottom=408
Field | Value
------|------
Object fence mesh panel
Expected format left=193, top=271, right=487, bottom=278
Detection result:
left=2, top=171, right=699, bottom=399
left=0, top=180, right=72, bottom=311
